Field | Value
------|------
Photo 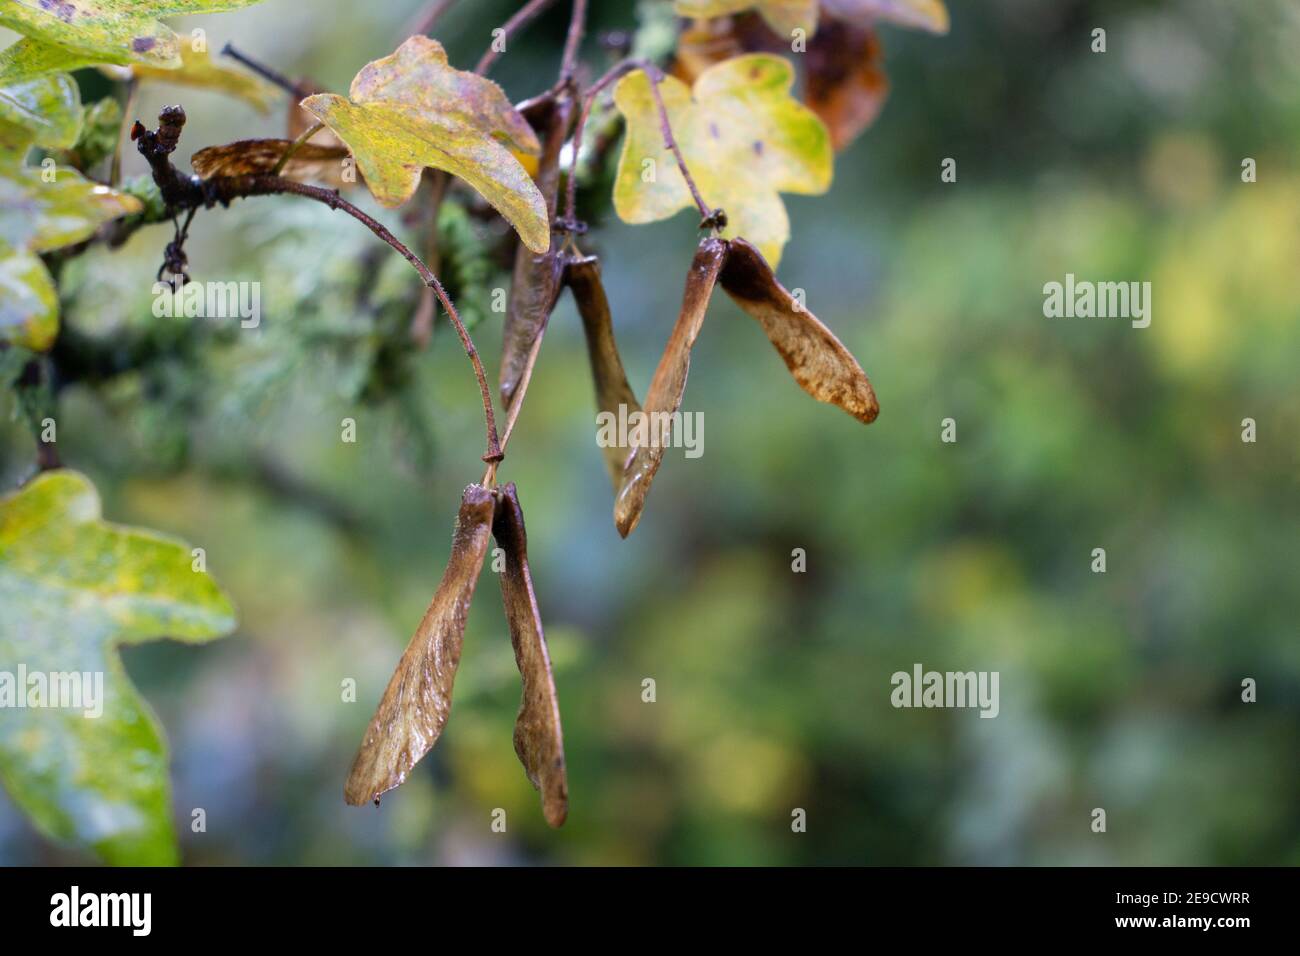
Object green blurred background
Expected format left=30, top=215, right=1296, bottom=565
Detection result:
left=2, top=0, right=1298, bottom=865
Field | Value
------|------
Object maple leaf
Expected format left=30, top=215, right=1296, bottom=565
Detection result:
left=674, top=0, right=819, bottom=38
left=300, top=36, right=550, bottom=254
left=191, top=138, right=349, bottom=181
left=0, top=164, right=140, bottom=350
left=612, top=54, right=832, bottom=268
left=0, top=1, right=266, bottom=69
left=0, top=471, right=236, bottom=865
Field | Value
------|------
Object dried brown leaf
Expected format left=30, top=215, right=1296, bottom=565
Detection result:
left=500, top=96, right=569, bottom=406
left=190, top=138, right=349, bottom=181
left=344, top=483, right=495, bottom=807
left=719, top=237, right=879, bottom=423
left=613, top=237, right=728, bottom=538
left=805, top=19, right=889, bottom=151
left=564, top=254, right=642, bottom=491
left=492, top=482, right=567, bottom=828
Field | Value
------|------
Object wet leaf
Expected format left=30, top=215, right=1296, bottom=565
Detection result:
left=300, top=36, right=549, bottom=252
left=0, top=72, right=83, bottom=150
left=805, top=18, right=889, bottom=151
left=191, top=138, right=349, bottom=181
left=0, top=243, right=58, bottom=350
left=673, top=0, right=819, bottom=37
left=491, top=483, right=567, bottom=828
left=500, top=96, right=569, bottom=406
left=0, top=164, right=142, bottom=252
left=0, top=470, right=236, bottom=865
left=0, top=1, right=266, bottom=69
left=613, top=55, right=831, bottom=267
left=614, top=238, right=728, bottom=537
left=0, top=38, right=96, bottom=86
left=564, top=254, right=642, bottom=490
left=822, top=0, right=950, bottom=34
left=0, top=119, right=36, bottom=161
left=345, top=483, right=495, bottom=807
left=0, top=165, right=139, bottom=351
left=719, top=236, right=878, bottom=422
left=110, top=46, right=279, bottom=112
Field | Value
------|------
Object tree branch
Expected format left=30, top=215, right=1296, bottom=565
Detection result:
left=132, top=106, right=503, bottom=463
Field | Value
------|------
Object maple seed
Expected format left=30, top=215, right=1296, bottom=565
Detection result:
left=719, top=237, right=879, bottom=423
left=344, top=484, right=495, bottom=807
left=564, top=254, right=643, bottom=490
left=614, top=237, right=729, bottom=538
left=492, top=483, right=568, bottom=828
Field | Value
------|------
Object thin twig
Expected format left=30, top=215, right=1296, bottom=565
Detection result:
left=405, top=0, right=459, bottom=37
left=221, top=43, right=308, bottom=98
left=475, top=0, right=560, bottom=75
left=558, top=0, right=588, bottom=84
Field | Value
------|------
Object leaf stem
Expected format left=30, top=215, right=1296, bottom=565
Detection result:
left=271, top=122, right=324, bottom=176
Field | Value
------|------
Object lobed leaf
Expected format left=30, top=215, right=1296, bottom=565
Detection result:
left=613, top=55, right=831, bottom=268
left=344, top=483, right=495, bottom=807
left=491, top=483, right=568, bottom=828
left=0, top=470, right=236, bottom=865
left=300, top=36, right=548, bottom=252
left=719, top=237, right=878, bottom=422
left=614, top=237, right=728, bottom=537
left=0, top=1, right=266, bottom=69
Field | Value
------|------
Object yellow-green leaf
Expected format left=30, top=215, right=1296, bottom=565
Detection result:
left=0, top=1, right=265, bottom=69
left=107, top=45, right=278, bottom=113
left=0, top=243, right=58, bottom=350
left=0, top=164, right=142, bottom=253
left=673, top=0, right=819, bottom=37
left=822, top=0, right=950, bottom=34
left=0, top=73, right=83, bottom=150
left=0, top=470, right=236, bottom=865
left=613, top=55, right=832, bottom=267
left=300, top=36, right=549, bottom=253
left=0, top=37, right=98, bottom=85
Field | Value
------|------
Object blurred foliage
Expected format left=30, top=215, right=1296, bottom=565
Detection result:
left=1, top=0, right=1298, bottom=865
